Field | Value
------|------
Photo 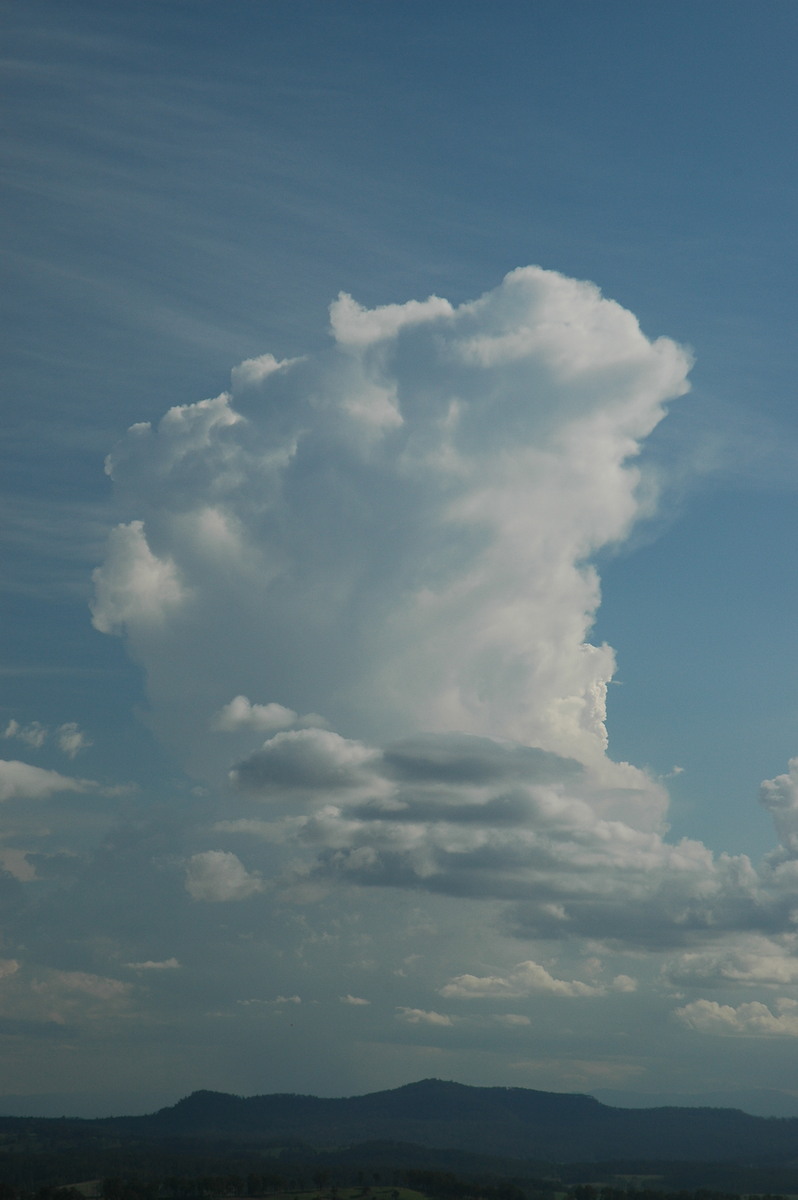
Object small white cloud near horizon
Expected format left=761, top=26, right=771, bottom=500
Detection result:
left=185, top=850, right=265, bottom=902
left=675, top=997, right=798, bottom=1037
left=396, top=1007, right=453, bottom=1026
left=42, top=970, right=130, bottom=1001
left=341, top=994, right=370, bottom=1006
left=440, top=960, right=609, bottom=999
left=126, top=958, right=181, bottom=971
left=238, top=995, right=301, bottom=1006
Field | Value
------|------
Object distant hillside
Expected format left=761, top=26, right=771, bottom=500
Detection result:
left=84, top=1077, right=798, bottom=1163
left=4, top=1079, right=798, bottom=1172
left=592, top=1086, right=798, bottom=1119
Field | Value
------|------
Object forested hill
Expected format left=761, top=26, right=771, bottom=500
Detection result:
left=12, top=1077, right=798, bottom=1164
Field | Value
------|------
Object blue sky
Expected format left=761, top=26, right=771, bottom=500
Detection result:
left=2, top=0, right=798, bottom=1115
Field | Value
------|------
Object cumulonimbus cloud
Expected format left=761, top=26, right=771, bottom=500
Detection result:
left=91, top=266, right=691, bottom=776
left=89, top=267, right=798, bottom=965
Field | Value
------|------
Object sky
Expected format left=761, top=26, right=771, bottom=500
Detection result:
left=2, top=0, right=798, bottom=1118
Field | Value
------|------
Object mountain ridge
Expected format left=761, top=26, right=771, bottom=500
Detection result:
left=33, top=1077, right=798, bottom=1164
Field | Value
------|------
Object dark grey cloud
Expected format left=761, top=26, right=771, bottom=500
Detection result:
left=218, top=726, right=787, bottom=952
left=381, top=734, right=583, bottom=787
left=231, top=728, right=378, bottom=794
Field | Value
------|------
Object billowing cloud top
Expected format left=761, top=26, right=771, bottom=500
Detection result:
left=91, top=267, right=691, bottom=776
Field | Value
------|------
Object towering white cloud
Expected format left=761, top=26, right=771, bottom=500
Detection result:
left=90, top=267, right=778, bottom=962
left=92, top=267, right=691, bottom=782
left=20, top=263, right=798, bottom=1099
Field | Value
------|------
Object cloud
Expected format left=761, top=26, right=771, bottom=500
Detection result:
left=341, top=994, right=370, bottom=1005
left=184, top=850, right=265, bottom=901
left=212, top=817, right=305, bottom=843
left=91, top=520, right=185, bottom=634
left=231, top=353, right=303, bottom=390
left=760, top=758, right=798, bottom=858
left=126, top=958, right=181, bottom=971
left=19, top=969, right=133, bottom=1025
left=0, top=850, right=36, bottom=882
left=231, top=728, right=381, bottom=796
left=39, top=971, right=130, bottom=1001
left=329, top=291, right=453, bottom=348
left=440, top=960, right=605, bottom=999
left=674, top=998, right=798, bottom=1037
left=381, top=735, right=583, bottom=788
left=1, top=720, right=92, bottom=758
left=92, top=267, right=691, bottom=778
left=86, top=270, right=798, bottom=959
left=224, top=728, right=762, bottom=950
left=211, top=696, right=298, bottom=734
left=396, top=1007, right=453, bottom=1026
left=56, top=723, right=92, bottom=758
left=2, top=720, right=46, bottom=749
left=664, top=937, right=798, bottom=987
left=239, top=995, right=301, bottom=1007
left=0, top=760, right=94, bottom=802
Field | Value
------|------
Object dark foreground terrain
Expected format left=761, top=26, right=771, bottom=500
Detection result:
left=3, top=1080, right=798, bottom=1197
